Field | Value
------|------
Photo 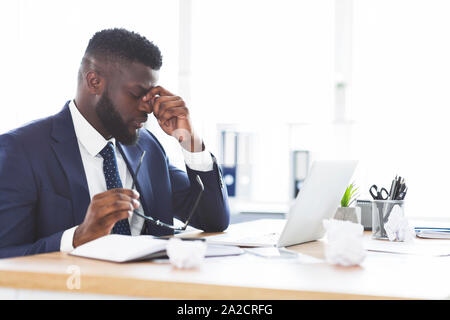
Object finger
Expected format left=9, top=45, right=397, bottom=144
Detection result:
left=148, top=86, right=176, bottom=113
left=96, top=193, right=140, bottom=210
left=158, top=106, right=189, bottom=126
left=100, top=210, right=131, bottom=230
left=157, top=101, right=187, bottom=122
left=148, top=85, right=174, bottom=97
left=142, top=90, right=153, bottom=102
left=97, top=200, right=140, bottom=218
left=92, top=188, right=139, bottom=201
left=109, top=188, right=140, bottom=199
left=153, top=96, right=182, bottom=118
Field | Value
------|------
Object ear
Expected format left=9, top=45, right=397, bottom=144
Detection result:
left=85, top=71, right=105, bottom=95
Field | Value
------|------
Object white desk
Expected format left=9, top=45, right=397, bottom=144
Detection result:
left=0, top=219, right=449, bottom=299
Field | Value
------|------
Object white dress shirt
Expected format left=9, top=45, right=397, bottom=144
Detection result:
left=60, top=100, right=213, bottom=252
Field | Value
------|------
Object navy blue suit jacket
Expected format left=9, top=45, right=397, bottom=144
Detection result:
left=0, top=102, right=230, bottom=258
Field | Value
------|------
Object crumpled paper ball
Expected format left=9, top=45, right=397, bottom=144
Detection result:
left=323, top=219, right=366, bottom=267
left=166, top=238, right=207, bottom=269
left=384, top=205, right=415, bottom=242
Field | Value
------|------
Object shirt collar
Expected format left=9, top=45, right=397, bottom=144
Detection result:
left=69, top=100, right=116, bottom=157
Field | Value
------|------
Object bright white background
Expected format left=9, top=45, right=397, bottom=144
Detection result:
left=0, top=0, right=449, bottom=219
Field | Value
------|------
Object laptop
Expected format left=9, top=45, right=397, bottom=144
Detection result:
left=206, top=160, right=358, bottom=248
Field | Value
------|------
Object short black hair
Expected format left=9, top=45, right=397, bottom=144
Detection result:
left=84, top=28, right=162, bottom=70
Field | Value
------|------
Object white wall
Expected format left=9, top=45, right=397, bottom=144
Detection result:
left=0, top=0, right=187, bottom=168
left=349, top=0, right=450, bottom=217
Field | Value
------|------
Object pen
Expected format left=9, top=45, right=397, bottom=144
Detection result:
left=180, top=238, right=206, bottom=241
left=389, top=176, right=407, bottom=200
left=390, top=175, right=399, bottom=200
left=388, top=177, right=397, bottom=200
left=393, top=176, right=402, bottom=199
left=397, top=187, right=407, bottom=200
left=174, top=237, right=206, bottom=242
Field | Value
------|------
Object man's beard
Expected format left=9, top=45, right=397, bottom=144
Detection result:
left=95, top=90, right=139, bottom=145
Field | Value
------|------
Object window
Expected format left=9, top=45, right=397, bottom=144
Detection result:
left=189, top=0, right=336, bottom=204
left=0, top=0, right=179, bottom=134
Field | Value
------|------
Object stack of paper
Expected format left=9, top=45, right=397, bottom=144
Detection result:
left=364, top=238, right=450, bottom=256
left=414, top=227, right=450, bottom=239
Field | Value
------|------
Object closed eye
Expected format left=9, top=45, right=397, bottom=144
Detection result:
left=129, top=91, right=143, bottom=99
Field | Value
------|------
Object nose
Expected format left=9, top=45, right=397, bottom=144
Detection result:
left=138, top=98, right=153, bottom=114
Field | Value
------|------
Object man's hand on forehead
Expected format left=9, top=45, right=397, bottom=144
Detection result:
left=142, top=86, right=173, bottom=101
left=140, top=85, right=201, bottom=151
left=141, top=86, right=176, bottom=116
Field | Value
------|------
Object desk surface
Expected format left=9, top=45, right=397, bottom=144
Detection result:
left=0, top=219, right=449, bottom=300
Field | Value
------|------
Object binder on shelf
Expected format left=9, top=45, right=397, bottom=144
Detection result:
left=292, top=150, right=309, bottom=198
left=221, top=130, right=238, bottom=197
left=235, top=132, right=252, bottom=199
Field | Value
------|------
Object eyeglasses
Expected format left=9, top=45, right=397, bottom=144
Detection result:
left=129, top=150, right=204, bottom=233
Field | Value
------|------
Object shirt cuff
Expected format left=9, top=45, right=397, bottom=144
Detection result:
left=182, top=148, right=214, bottom=172
left=60, top=226, right=78, bottom=253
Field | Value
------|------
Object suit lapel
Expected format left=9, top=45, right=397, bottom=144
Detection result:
left=50, top=103, right=90, bottom=225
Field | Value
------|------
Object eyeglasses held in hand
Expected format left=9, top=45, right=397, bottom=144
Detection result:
left=130, top=150, right=204, bottom=233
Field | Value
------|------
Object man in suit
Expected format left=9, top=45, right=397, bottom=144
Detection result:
left=0, top=28, right=230, bottom=258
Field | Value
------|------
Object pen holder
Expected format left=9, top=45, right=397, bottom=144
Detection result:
left=372, top=200, right=405, bottom=240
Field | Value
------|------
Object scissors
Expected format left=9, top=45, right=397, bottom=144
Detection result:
left=369, top=184, right=389, bottom=200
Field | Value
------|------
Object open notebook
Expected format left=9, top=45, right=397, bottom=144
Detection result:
left=69, top=234, right=243, bottom=263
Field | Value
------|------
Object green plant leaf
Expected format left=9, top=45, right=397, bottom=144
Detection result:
left=340, top=183, right=358, bottom=207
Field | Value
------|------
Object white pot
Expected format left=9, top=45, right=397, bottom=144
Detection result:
left=334, top=206, right=361, bottom=224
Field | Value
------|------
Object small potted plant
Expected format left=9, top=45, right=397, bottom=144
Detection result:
left=334, top=183, right=361, bottom=224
